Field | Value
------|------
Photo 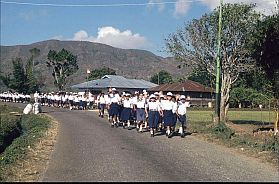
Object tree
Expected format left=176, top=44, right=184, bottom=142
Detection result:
left=165, top=3, right=260, bottom=121
left=187, top=66, right=215, bottom=88
left=88, top=67, right=116, bottom=80
left=0, top=48, right=42, bottom=93
left=150, top=70, right=173, bottom=85
left=25, top=48, right=41, bottom=93
left=46, top=48, right=79, bottom=90
left=249, top=10, right=279, bottom=105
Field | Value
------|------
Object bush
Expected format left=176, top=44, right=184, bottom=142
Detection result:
left=261, top=135, right=278, bottom=152
left=211, top=122, right=235, bottom=139
left=0, top=114, right=22, bottom=153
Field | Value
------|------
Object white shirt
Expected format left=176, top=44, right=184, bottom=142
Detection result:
left=99, top=96, right=106, bottom=104
left=62, top=96, right=67, bottom=102
left=68, top=95, right=74, bottom=101
left=34, top=92, right=39, bottom=98
left=136, top=99, right=146, bottom=108
left=104, top=95, right=110, bottom=104
left=74, top=96, right=80, bottom=102
left=131, top=96, right=138, bottom=105
left=172, top=101, right=178, bottom=113
left=89, top=95, right=94, bottom=102
left=123, top=99, right=133, bottom=108
left=110, top=95, right=119, bottom=103
left=147, top=101, right=161, bottom=111
left=177, top=101, right=190, bottom=115
left=161, top=100, right=175, bottom=111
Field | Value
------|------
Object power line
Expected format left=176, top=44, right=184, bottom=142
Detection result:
left=0, top=0, right=203, bottom=7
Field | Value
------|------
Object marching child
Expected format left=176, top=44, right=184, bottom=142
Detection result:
left=176, top=95, right=191, bottom=138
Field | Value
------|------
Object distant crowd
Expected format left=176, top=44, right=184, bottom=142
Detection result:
left=1, top=88, right=191, bottom=138
left=0, top=92, right=31, bottom=103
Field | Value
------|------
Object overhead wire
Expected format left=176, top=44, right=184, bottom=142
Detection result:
left=0, top=0, right=205, bottom=7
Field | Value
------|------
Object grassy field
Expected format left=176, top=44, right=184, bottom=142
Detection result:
left=187, top=109, right=276, bottom=124
left=186, top=108, right=278, bottom=162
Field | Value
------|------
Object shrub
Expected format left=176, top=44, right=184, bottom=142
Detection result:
left=261, top=135, right=278, bottom=152
left=0, top=115, right=22, bottom=153
left=211, top=122, right=235, bottom=139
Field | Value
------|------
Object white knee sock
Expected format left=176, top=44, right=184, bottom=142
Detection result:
left=179, top=126, right=183, bottom=134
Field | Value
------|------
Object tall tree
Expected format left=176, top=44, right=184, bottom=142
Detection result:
left=88, top=67, right=116, bottom=80
left=165, top=3, right=260, bottom=121
left=150, top=70, right=173, bottom=85
left=12, top=58, right=27, bottom=93
left=46, top=48, right=79, bottom=90
left=25, top=48, right=41, bottom=93
left=187, top=66, right=215, bottom=88
left=249, top=8, right=279, bottom=105
left=0, top=48, right=42, bottom=93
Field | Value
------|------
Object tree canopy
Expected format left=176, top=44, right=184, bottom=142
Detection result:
left=249, top=13, right=279, bottom=100
left=150, top=70, right=173, bottom=85
left=0, top=48, right=41, bottom=94
left=46, top=48, right=78, bottom=90
left=88, top=67, right=116, bottom=81
left=165, top=3, right=260, bottom=121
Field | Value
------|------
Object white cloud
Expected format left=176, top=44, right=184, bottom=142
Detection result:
left=200, top=0, right=276, bottom=15
left=174, top=0, right=191, bottom=17
left=64, top=27, right=150, bottom=50
left=147, top=0, right=165, bottom=12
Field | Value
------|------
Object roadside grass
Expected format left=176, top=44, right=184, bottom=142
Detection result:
left=187, top=109, right=276, bottom=124
left=0, top=104, right=52, bottom=181
left=186, top=109, right=278, bottom=164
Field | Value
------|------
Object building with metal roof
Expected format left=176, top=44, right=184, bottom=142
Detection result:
left=71, top=75, right=158, bottom=94
left=148, top=80, right=215, bottom=107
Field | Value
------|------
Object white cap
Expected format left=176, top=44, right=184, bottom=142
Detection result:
left=149, top=94, right=156, bottom=99
left=160, top=95, right=164, bottom=98
left=180, top=95, right=186, bottom=99
left=154, top=92, right=159, bottom=96
left=125, top=93, right=131, bottom=96
left=143, top=91, right=148, bottom=95
left=167, top=92, right=173, bottom=96
left=143, top=89, right=147, bottom=93
left=112, top=88, right=116, bottom=91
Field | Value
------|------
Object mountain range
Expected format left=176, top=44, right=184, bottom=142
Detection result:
left=0, top=40, right=191, bottom=91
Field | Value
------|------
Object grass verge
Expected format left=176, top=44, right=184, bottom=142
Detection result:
left=186, top=119, right=278, bottom=167
left=0, top=105, right=53, bottom=181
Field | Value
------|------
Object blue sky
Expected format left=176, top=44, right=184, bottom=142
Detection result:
left=0, top=0, right=276, bottom=57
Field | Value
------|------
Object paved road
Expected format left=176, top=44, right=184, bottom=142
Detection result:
left=3, top=103, right=279, bottom=181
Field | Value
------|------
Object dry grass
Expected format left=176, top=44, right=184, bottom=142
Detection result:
left=3, top=114, right=59, bottom=182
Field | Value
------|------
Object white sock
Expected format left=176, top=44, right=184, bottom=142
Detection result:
left=179, top=127, right=183, bottom=134
left=167, top=130, right=170, bottom=135
left=139, top=124, right=142, bottom=131
left=127, top=121, right=130, bottom=127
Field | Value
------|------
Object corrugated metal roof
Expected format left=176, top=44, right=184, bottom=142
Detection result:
left=71, top=75, right=158, bottom=89
left=148, top=80, right=213, bottom=92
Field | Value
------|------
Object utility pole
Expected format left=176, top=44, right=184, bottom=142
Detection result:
left=86, top=68, right=90, bottom=93
left=214, top=0, right=223, bottom=123
left=158, top=72, right=160, bottom=85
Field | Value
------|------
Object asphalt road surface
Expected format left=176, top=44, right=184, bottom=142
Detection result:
left=3, top=103, right=279, bottom=182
